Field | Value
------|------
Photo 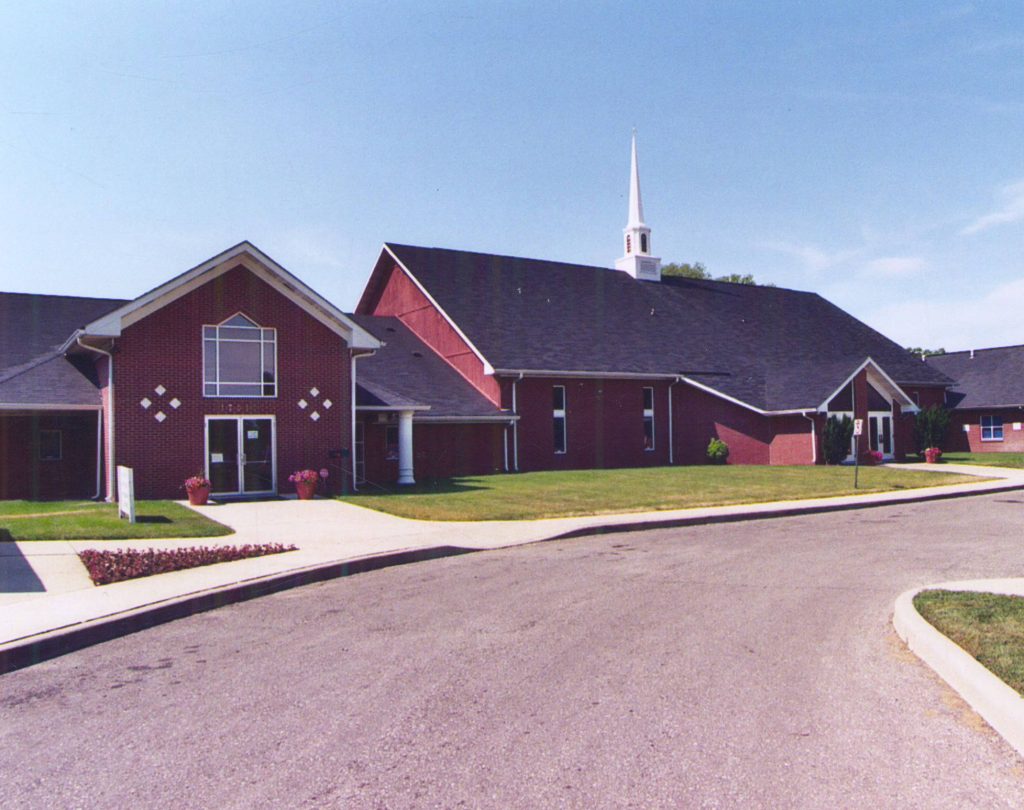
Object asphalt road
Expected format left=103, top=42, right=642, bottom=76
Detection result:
left=4, top=494, right=1024, bottom=808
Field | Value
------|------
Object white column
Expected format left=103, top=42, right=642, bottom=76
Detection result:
left=397, top=410, right=415, bottom=485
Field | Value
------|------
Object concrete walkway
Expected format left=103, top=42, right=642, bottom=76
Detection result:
left=2, top=462, right=1023, bottom=662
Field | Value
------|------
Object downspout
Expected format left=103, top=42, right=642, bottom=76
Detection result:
left=668, top=377, right=680, bottom=465
left=511, top=373, right=523, bottom=472
left=351, top=350, right=376, bottom=492
left=503, top=422, right=509, bottom=472
left=78, top=335, right=115, bottom=502
left=93, top=408, right=103, bottom=499
left=802, top=411, right=817, bottom=464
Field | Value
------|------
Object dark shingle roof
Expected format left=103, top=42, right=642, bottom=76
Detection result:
left=927, top=346, right=1024, bottom=409
left=350, top=314, right=508, bottom=419
left=0, top=292, right=125, bottom=407
left=374, top=244, right=950, bottom=412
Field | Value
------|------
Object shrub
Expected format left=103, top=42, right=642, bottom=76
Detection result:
left=822, top=414, right=854, bottom=465
left=79, top=543, right=298, bottom=586
left=914, top=405, right=951, bottom=454
left=706, top=437, right=729, bottom=464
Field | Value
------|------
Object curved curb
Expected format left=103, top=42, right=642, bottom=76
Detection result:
left=893, top=582, right=1024, bottom=758
left=0, top=545, right=475, bottom=676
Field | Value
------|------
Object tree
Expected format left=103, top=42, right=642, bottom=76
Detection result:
left=906, top=347, right=946, bottom=358
left=662, top=262, right=765, bottom=286
left=914, top=405, right=951, bottom=452
left=822, top=414, right=854, bottom=465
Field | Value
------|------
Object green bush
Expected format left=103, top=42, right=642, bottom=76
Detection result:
left=914, top=405, right=951, bottom=453
left=706, top=437, right=730, bottom=464
left=822, top=414, right=854, bottom=465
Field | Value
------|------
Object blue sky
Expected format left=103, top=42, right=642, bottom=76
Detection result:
left=2, top=2, right=1021, bottom=350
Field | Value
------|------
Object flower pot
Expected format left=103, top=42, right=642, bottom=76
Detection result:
left=295, top=480, right=317, bottom=500
left=187, top=486, right=211, bottom=506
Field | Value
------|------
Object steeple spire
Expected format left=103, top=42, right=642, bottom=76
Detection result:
left=627, top=129, right=645, bottom=228
left=615, top=129, right=661, bottom=281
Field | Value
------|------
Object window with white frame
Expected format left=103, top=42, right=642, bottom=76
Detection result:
left=643, top=387, right=655, bottom=450
left=203, top=314, right=277, bottom=397
left=553, top=385, right=567, bottom=454
left=981, top=415, right=1004, bottom=441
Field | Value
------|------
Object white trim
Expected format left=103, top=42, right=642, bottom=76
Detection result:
left=816, top=357, right=918, bottom=414
left=642, top=385, right=655, bottom=452
left=83, top=242, right=381, bottom=350
left=494, top=368, right=680, bottom=381
left=414, top=414, right=518, bottom=423
left=0, top=403, right=101, bottom=411
left=204, top=414, right=277, bottom=496
left=356, top=405, right=431, bottom=412
left=667, top=378, right=679, bottom=465
left=383, top=244, right=495, bottom=375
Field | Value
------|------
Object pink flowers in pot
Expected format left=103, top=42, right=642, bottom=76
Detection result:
left=289, top=469, right=320, bottom=485
left=184, top=474, right=211, bottom=493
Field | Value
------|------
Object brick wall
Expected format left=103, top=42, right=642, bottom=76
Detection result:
left=947, top=409, right=1024, bottom=453
left=0, top=412, right=99, bottom=500
left=113, top=265, right=353, bottom=499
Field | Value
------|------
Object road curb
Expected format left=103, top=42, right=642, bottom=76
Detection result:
left=4, top=477, right=1022, bottom=675
left=548, top=479, right=1024, bottom=540
left=893, top=585, right=1024, bottom=759
left=0, top=545, right=474, bottom=675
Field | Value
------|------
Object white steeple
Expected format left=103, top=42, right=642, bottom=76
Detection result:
left=616, top=129, right=661, bottom=282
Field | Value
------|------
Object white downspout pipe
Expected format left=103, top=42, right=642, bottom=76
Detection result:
left=351, top=350, right=376, bottom=493
left=511, top=373, right=523, bottom=472
left=802, top=411, right=817, bottom=464
left=78, top=336, right=115, bottom=502
left=668, top=377, right=680, bottom=465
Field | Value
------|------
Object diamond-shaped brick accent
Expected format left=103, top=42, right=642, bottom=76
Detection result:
left=140, top=397, right=152, bottom=409
left=154, top=411, right=167, bottom=423
left=310, top=411, right=320, bottom=422
left=169, top=398, right=181, bottom=409
left=322, top=399, right=332, bottom=410
left=310, top=387, right=319, bottom=398
left=298, top=399, right=308, bottom=410
left=155, top=385, right=166, bottom=396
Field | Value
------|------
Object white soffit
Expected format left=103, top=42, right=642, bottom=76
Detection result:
left=83, top=242, right=381, bottom=350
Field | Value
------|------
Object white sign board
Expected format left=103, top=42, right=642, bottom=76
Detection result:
left=853, top=419, right=864, bottom=437
left=117, top=465, right=136, bottom=524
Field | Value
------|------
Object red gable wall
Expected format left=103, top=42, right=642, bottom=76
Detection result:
left=363, top=262, right=501, bottom=406
left=113, top=264, right=352, bottom=499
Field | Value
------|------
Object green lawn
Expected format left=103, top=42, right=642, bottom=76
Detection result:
left=914, top=590, right=1024, bottom=696
left=0, top=500, right=233, bottom=541
left=939, top=452, right=1024, bottom=469
left=339, top=465, right=976, bottom=521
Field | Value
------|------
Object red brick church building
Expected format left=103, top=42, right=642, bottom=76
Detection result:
left=0, top=135, right=980, bottom=500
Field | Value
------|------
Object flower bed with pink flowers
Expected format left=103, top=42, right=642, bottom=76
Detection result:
left=79, top=543, right=298, bottom=586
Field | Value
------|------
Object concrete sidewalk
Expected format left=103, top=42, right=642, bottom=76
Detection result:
left=3, top=462, right=1023, bottom=669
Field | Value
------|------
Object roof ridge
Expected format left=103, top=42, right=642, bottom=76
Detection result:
left=935, top=343, right=1024, bottom=357
left=0, top=350, right=64, bottom=384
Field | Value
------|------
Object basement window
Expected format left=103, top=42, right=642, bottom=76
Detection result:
left=39, top=430, right=62, bottom=461
left=981, top=415, right=1004, bottom=441
left=643, top=387, right=655, bottom=451
left=553, top=385, right=567, bottom=454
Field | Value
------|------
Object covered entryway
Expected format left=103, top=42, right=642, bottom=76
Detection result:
left=205, top=416, right=276, bottom=496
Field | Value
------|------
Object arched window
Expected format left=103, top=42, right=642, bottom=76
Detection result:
left=640, top=233, right=648, bottom=253
left=203, top=313, right=277, bottom=397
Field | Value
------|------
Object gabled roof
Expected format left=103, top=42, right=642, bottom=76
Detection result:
left=0, top=292, right=125, bottom=409
left=350, top=314, right=510, bottom=421
left=927, top=346, right=1024, bottom=409
left=368, top=244, right=950, bottom=413
left=80, top=241, right=380, bottom=351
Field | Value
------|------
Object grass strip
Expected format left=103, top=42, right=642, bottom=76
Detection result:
left=0, top=500, right=233, bottom=541
left=914, top=590, right=1024, bottom=696
left=940, top=452, right=1024, bottom=470
left=340, top=465, right=976, bottom=521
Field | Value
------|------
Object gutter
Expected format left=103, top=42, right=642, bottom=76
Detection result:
left=801, top=411, right=817, bottom=464
left=76, top=335, right=115, bottom=502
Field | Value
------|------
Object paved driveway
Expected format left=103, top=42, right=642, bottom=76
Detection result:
left=3, top=493, right=1024, bottom=808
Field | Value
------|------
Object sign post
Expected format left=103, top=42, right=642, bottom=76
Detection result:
left=116, top=465, right=136, bottom=524
left=852, top=419, right=864, bottom=490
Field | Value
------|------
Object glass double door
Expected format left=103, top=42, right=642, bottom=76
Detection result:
left=206, top=417, right=275, bottom=495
